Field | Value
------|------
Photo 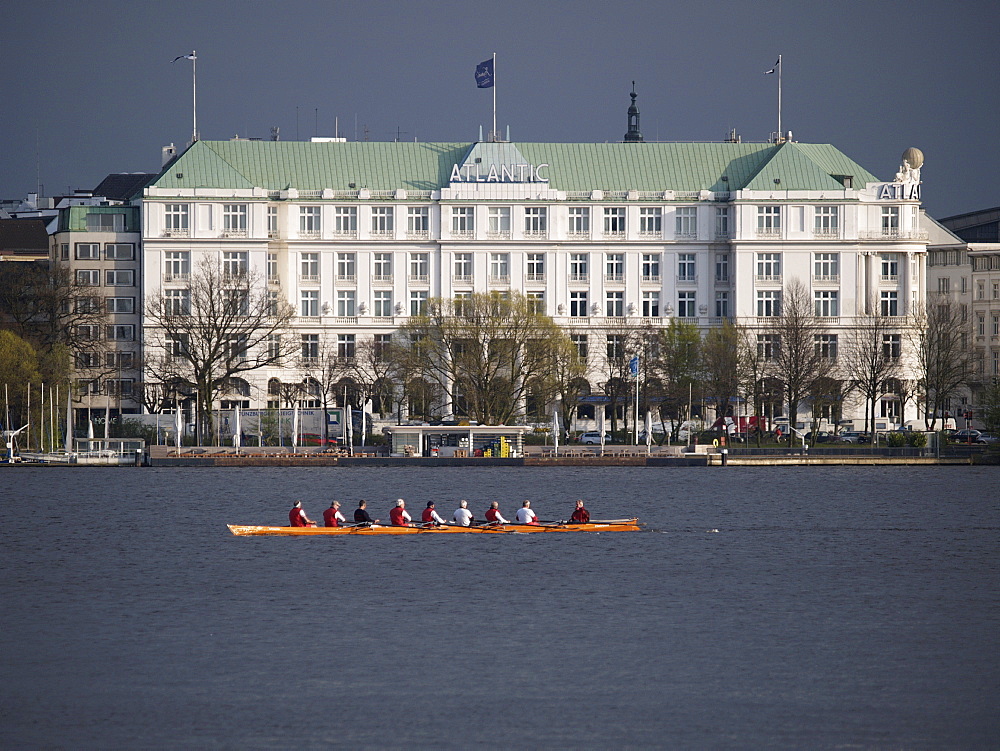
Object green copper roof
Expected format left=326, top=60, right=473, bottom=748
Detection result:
left=149, top=140, right=882, bottom=193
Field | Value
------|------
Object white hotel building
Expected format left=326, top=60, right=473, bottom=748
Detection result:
left=138, top=119, right=928, bottom=430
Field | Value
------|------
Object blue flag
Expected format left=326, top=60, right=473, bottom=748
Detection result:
left=475, top=58, right=494, bottom=88
left=629, top=355, right=639, bottom=378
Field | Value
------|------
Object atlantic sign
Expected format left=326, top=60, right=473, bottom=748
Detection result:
left=450, top=162, right=549, bottom=183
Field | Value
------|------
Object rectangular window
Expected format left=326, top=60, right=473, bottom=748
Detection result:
left=337, top=252, right=356, bottom=281
left=715, top=253, right=730, bottom=282
left=992, top=315, right=1000, bottom=337
left=757, top=206, right=781, bottom=235
left=489, top=253, right=510, bottom=282
left=570, top=334, right=588, bottom=360
left=881, top=254, right=899, bottom=280
left=977, top=315, right=985, bottom=336
left=373, top=291, right=393, bottom=317
left=267, top=206, right=278, bottom=236
left=75, top=243, right=100, bottom=260
left=757, top=290, right=782, bottom=317
left=882, top=334, right=901, bottom=359
left=105, top=352, right=134, bottom=370
left=640, top=207, right=662, bottom=235
left=524, top=207, right=547, bottom=235
left=606, top=253, right=625, bottom=282
left=604, top=207, right=626, bottom=235
left=410, top=291, right=428, bottom=316
left=105, top=379, right=135, bottom=397
left=86, top=213, right=125, bottom=232
left=266, top=290, right=279, bottom=317
left=526, top=291, right=545, bottom=314
left=453, top=291, right=471, bottom=316
left=105, top=243, right=134, bottom=260
left=993, top=281, right=1000, bottom=299
left=105, top=297, right=135, bottom=314
left=570, top=253, right=588, bottom=282
left=223, top=204, right=248, bottom=234
left=815, top=206, right=839, bottom=236
left=815, top=334, right=838, bottom=359
left=606, top=291, right=624, bottom=317
left=106, top=324, right=135, bottom=341
left=105, top=269, right=134, bottom=286
left=266, top=252, right=278, bottom=283
left=715, top=291, right=729, bottom=318
left=678, top=253, right=696, bottom=282
left=297, top=206, right=320, bottom=236
left=371, top=206, right=394, bottom=234
left=641, top=253, right=660, bottom=282
left=300, top=252, right=320, bottom=281
left=332, top=206, right=355, bottom=235
left=373, top=253, right=392, bottom=281
left=164, top=289, right=190, bottom=316
left=568, top=207, right=590, bottom=235
left=407, top=206, right=429, bottom=235
left=453, top=253, right=473, bottom=281
left=487, top=207, right=511, bottom=236
left=60, top=243, right=69, bottom=260
left=338, top=334, right=356, bottom=361
left=77, top=324, right=101, bottom=341
left=677, top=291, right=696, bottom=318
left=814, top=252, right=839, bottom=281
left=814, top=290, right=839, bottom=317
left=526, top=253, right=545, bottom=281
left=301, top=334, right=319, bottom=361
left=880, top=290, right=899, bottom=317
left=76, top=352, right=101, bottom=369
left=374, top=334, right=392, bottom=360
left=756, top=253, right=781, bottom=280
left=164, top=204, right=189, bottom=233
left=757, top=334, right=780, bottom=360
left=300, top=290, right=319, bottom=317
left=607, top=334, right=625, bottom=360
left=266, top=334, right=281, bottom=360
left=452, top=207, right=474, bottom=234
left=337, top=291, right=356, bottom=317
left=75, top=297, right=100, bottom=314
left=881, top=206, right=900, bottom=235
left=165, top=251, right=190, bottom=281
left=570, top=291, right=588, bottom=317
left=75, top=269, right=100, bottom=286
left=715, top=207, right=730, bottom=239
left=409, top=252, right=429, bottom=281
left=675, top=207, right=697, bottom=237
left=223, top=251, right=247, bottom=277
left=937, top=277, right=951, bottom=294
left=643, top=291, right=660, bottom=317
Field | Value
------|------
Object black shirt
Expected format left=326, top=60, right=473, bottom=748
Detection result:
left=354, top=508, right=375, bottom=523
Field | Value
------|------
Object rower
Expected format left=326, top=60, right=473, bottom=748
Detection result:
left=289, top=500, right=316, bottom=527
left=422, top=501, right=447, bottom=526
left=453, top=500, right=474, bottom=527
left=485, top=501, right=509, bottom=524
left=323, top=501, right=346, bottom=528
left=389, top=498, right=412, bottom=527
left=569, top=499, right=590, bottom=524
left=354, top=500, right=380, bottom=526
left=515, top=500, right=538, bottom=525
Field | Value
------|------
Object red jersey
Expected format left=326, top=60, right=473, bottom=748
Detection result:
left=570, top=507, right=590, bottom=523
left=485, top=508, right=502, bottom=523
left=421, top=508, right=435, bottom=523
left=289, top=507, right=307, bottom=527
left=389, top=507, right=409, bottom=526
left=323, top=507, right=341, bottom=527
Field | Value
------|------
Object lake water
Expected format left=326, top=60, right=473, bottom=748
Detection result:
left=2, top=465, right=998, bottom=749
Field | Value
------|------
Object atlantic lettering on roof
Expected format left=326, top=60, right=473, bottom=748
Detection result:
left=449, top=162, right=549, bottom=183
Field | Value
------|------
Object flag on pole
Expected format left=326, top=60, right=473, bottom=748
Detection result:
left=292, top=403, right=299, bottom=452
left=598, top=406, right=606, bottom=453
left=87, top=417, right=94, bottom=441
left=552, top=408, right=559, bottom=454
left=172, top=52, right=196, bottom=63
left=346, top=402, right=354, bottom=454
left=175, top=401, right=182, bottom=453
left=233, top=405, right=241, bottom=452
left=764, top=57, right=780, bottom=74
left=629, top=355, right=640, bottom=378
left=475, top=58, right=494, bottom=88
left=645, top=410, right=653, bottom=450
left=64, top=388, right=72, bottom=454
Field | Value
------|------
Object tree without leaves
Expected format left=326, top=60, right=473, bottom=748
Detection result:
left=737, top=323, right=772, bottom=446
left=909, top=295, right=971, bottom=430
left=840, top=302, right=902, bottom=433
left=701, top=320, right=742, bottom=426
left=396, top=291, right=571, bottom=425
left=143, top=257, right=297, bottom=440
left=768, top=278, right=834, bottom=431
left=649, top=318, right=701, bottom=442
left=595, top=317, right=647, bottom=435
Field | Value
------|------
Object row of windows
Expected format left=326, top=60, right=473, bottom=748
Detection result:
left=62, top=243, right=135, bottom=261
left=161, top=203, right=905, bottom=238
left=76, top=324, right=137, bottom=341
left=975, top=314, right=1000, bottom=337
left=755, top=333, right=902, bottom=360
left=76, top=352, right=135, bottom=369
left=76, top=270, right=135, bottom=286
left=76, top=378, right=135, bottom=396
left=74, top=296, right=135, bottom=314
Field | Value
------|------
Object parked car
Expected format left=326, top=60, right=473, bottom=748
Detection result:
left=839, top=431, right=870, bottom=444
left=804, top=430, right=832, bottom=443
left=951, top=429, right=993, bottom=444
left=578, top=431, right=612, bottom=445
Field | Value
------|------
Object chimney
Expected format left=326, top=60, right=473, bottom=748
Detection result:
left=162, top=143, right=177, bottom=167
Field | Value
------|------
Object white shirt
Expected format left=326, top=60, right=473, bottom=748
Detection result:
left=429, top=509, right=447, bottom=524
left=489, top=510, right=510, bottom=524
left=401, top=509, right=412, bottom=522
left=334, top=510, right=346, bottom=522
left=453, top=508, right=474, bottom=526
left=516, top=507, right=537, bottom=524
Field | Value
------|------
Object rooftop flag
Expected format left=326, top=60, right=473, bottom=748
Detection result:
left=764, top=57, right=779, bottom=74
left=172, top=52, right=196, bottom=63
left=475, top=57, right=495, bottom=88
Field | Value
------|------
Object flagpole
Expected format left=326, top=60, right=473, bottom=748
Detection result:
left=192, top=50, right=198, bottom=142
left=777, top=54, right=782, bottom=142
left=492, top=52, right=497, bottom=141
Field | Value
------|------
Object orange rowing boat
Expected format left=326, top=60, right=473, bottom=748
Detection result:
left=227, top=519, right=641, bottom=536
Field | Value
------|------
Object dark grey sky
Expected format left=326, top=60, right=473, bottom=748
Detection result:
left=3, top=0, right=997, bottom=219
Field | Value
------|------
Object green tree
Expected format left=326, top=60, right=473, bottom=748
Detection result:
left=650, top=318, right=701, bottom=441
left=702, top=320, right=742, bottom=425
left=980, top=380, right=1000, bottom=434
left=0, top=330, right=43, bottom=430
